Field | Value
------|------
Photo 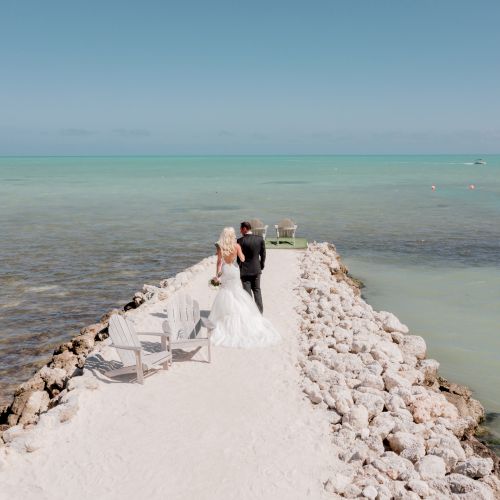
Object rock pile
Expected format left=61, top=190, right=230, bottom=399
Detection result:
left=0, top=321, right=108, bottom=429
left=297, top=243, right=499, bottom=499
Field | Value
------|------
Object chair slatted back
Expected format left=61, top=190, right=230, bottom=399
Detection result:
left=249, top=218, right=264, bottom=229
left=109, top=314, right=141, bottom=366
left=164, top=293, right=201, bottom=340
left=278, top=218, right=296, bottom=237
left=250, top=218, right=266, bottom=237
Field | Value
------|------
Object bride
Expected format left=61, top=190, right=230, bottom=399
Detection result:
left=208, top=227, right=280, bottom=348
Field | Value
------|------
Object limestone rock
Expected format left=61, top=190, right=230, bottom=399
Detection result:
left=342, top=405, right=369, bottom=431
left=343, top=483, right=362, bottom=498
left=16, top=373, right=45, bottom=394
left=407, top=478, right=430, bottom=497
left=322, top=391, right=337, bottom=410
left=39, top=366, right=68, bottom=393
left=399, top=335, right=426, bottom=360
left=53, top=341, right=74, bottom=355
left=334, top=327, right=353, bottom=344
left=378, top=311, right=409, bottom=334
left=372, top=451, right=415, bottom=481
left=370, top=412, right=396, bottom=440
left=50, top=350, right=79, bottom=377
left=480, top=474, right=500, bottom=499
left=99, top=308, right=124, bottom=325
left=303, top=384, right=322, bottom=404
left=362, top=485, right=378, bottom=499
left=79, top=322, right=105, bottom=339
left=418, top=359, right=439, bottom=384
left=408, top=390, right=458, bottom=423
left=376, top=341, right=404, bottom=364
left=426, top=434, right=466, bottom=472
left=18, top=390, right=50, bottom=425
left=303, top=360, right=327, bottom=384
left=71, top=334, right=95, bottom=356
left=454, top=457, right=493, bottom=478
left=415, top=455, right=446, bottom=480
left=7, top=373, right=46, bottom=426
left=387, top=432, right=425, bottom=462
left=447, top=473, right=494, bottom=499
left=353, top=392, right=384, bottom=419
left=383, top=370, right=411, bottom=391
left=385, top=394, right=406, bottom=412
left=361, top=373, right=385, bottom=391
left=442, top=390, right=484, bottom=423
left=324, top=473, right=353, bottom=495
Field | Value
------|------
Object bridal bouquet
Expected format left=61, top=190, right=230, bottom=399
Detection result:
left=208, top=277, right=221, bottom=289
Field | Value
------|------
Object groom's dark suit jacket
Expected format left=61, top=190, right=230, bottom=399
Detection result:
left=237, top=233, right=266, bottom=276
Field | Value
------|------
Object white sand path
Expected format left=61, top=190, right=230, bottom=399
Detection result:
left=0, top=250, right=336, bottom=500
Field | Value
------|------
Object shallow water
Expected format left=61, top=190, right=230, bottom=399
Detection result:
left=1, top=156, right=499, bottom=432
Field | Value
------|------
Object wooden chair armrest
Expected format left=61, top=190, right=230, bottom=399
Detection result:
left=162, top=320, right=173, bottom=334
left=201, top=317, right=216, bottom=330
left=137, top=331, right=171, bottom=339
left=111, top=343, right=141, bottom=352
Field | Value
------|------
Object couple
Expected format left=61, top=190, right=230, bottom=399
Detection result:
left=208, top=222, right=280, bottom=348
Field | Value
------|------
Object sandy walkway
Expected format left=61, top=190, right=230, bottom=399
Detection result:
left=0, top=250, right=336, bottom=500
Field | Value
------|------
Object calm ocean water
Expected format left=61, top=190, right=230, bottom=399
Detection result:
left=1, top=156, right=499, bottom=436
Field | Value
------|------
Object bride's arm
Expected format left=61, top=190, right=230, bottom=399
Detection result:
left=216, top=244, right=223, bottom=278
left=236, top=243, right=245, bottom=262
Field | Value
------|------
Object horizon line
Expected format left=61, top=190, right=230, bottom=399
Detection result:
left=0, top=153, right=498, bottom=159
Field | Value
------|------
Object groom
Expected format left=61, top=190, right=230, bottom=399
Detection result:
left=237, top=221, right=266, bottom=313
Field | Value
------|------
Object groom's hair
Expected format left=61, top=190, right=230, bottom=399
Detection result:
left=240, top=221, right=252, bottom=231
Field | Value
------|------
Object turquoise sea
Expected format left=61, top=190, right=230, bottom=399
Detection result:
left=1, top=155, right=499, bottom=441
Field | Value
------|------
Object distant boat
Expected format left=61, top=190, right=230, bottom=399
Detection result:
left=474, top=158, right=486, bottom=165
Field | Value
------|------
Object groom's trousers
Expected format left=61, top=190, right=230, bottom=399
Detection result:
left=241, top=274, right=263, bottom=314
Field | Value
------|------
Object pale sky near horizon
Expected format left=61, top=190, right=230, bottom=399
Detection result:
left=1, top=0, right=499, bottom=155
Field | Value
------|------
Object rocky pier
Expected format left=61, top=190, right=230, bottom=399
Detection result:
left=297, top=243, right=499, bottom=498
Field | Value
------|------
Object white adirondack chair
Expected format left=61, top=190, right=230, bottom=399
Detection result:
left=275, top=218, right=298, bottom=246
left=249, top=218, right=269, bottom=240
left=106, top=314, right=172, bottom=384
left=162, top=293, right=214, bottom=362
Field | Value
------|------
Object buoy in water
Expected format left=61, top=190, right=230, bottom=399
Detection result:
left=469, top=184, right=475, bottom=190
left=431, top=185, right=436, bottom=191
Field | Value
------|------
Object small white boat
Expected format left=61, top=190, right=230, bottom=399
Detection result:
left=474, top=158, right=486, bottom=165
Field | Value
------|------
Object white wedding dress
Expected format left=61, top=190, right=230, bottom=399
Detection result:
left=209, top=260, right=280, bottom=348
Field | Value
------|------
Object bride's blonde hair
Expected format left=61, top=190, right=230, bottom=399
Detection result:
left=217, top=227, right=237, bottom=257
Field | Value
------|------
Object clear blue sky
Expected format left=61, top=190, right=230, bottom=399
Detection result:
left=1, top=0, right=499, bottom=154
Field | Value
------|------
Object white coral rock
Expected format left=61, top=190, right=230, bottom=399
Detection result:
left=415, top=455, right=446, bottom=480
left=453, top=457, right=493, bottom=478
left=342, top=405, right=369, bottom=431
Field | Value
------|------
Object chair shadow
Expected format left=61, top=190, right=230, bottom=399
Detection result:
left=86, top=337, right=209, bottom=384
left=85, top=353, right=135, bottom=384
left=150, top=312, right=168, bottom=319
left=151, top=309, right=210, bottom=319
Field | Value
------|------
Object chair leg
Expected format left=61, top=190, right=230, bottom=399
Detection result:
left=165, top=337, right=173, bottom=369
left=135, top=351, right=145, bottom=384
left=207, top=333, right=212, bottom=363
